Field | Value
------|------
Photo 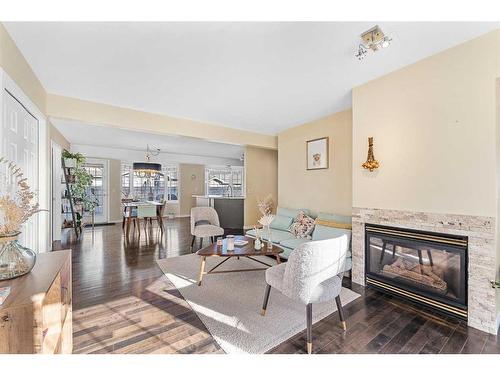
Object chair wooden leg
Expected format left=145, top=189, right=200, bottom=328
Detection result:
left=306, top=303, right=312, bottom=354
left=158, top=215, right=164, bottom=233
left=126, top=217, right=131, bottom=238
left=191, top=236, right=196, bottom=251
left=335, top=295, right=346, bottom=331
left=261, top=284, right=271, bottom=316
left=137, top=219, right=141, bottom=238
left=122, top=217, right=126, bottom=230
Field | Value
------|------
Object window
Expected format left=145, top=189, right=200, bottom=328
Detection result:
left=165, top=165, right=178, bottom=201
left=205, top=166, right=244, bottom=197
left=83, top=163, right=105, bottom=216
left=121, top=162, right=179, bottom=201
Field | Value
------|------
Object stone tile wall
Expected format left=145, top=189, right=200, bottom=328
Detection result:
left=352, top=207, right=498, bottom=334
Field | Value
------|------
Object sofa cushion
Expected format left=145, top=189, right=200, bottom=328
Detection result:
left=314, top=218, right=352, bottom=230
left=289, top=212, right=315, bottom=239
left=270, top=215, right=293, bottom=231
left=246, top=228, right=295, bottom=243
left=317, top=212, right=351, bottom=224
left=279, top=237, right=310, bottom=250
left=312, top=225, right=352, bottom=256
left=277, top=207, right=310, bottom=219
left=312, top=225, right=351, bottom=241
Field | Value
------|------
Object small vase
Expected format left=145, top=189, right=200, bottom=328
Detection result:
left=254, top=237, right=262, bottom=251
left=266, top=225, right=273, bottom=250
left=0, top=232, right=37, bottom=281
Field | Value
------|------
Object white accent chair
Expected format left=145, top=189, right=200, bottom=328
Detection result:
left=190, top=207, right=225, bottom=251
left=260, top=235, right=349, bottom=354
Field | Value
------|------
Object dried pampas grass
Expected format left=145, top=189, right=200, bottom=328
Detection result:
left=0, top=157, right=43, bottom=235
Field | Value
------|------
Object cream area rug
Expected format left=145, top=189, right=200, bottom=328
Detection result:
left=156, top=254, right=360, bottom=354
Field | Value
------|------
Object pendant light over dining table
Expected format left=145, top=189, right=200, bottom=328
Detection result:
left=133, top=145, right=162, bottom=178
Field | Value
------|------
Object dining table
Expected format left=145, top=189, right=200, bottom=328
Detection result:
left=122, top=200, right=164, bottom=236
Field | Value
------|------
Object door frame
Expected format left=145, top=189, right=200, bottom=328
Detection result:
left=51, top=140, right=62, bottom=243
left=0, top=68, right=49, bottom=252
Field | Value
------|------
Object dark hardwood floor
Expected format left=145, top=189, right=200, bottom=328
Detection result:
left=55, top=218, right=500, bottom=354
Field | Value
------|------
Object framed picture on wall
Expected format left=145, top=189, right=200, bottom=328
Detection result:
left=306, top=137, right=329, bottom=170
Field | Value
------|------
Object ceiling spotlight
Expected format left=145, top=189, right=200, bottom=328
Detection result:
left=355, top=25, right=392, bottom=60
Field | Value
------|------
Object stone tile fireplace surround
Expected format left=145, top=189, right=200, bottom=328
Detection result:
left=352, top=207, right=498, bottom=335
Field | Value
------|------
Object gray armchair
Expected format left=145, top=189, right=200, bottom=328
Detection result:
left=261, top=235, right=349, bottom=354
left=190, top=207, right=224, bottom=251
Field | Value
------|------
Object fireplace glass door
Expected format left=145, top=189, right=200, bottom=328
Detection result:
left=365, top=224, right=467, bottom=314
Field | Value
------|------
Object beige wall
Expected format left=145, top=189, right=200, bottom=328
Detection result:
left=352, top=29, right=500, bottom=218
left=179, top=163, right=205, bottom=216
left=244, top=146, right=278, bottom=227
left=107, top=159, right=123, bottom=222
left=278, top=109, right=353, bottom=216
left=0, top=24, right=46, bottom=113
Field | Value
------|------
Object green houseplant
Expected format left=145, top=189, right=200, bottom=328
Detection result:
left=62, top=150, right=98, bottom=226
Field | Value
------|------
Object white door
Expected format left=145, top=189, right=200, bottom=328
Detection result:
left=51, top=141, right=62, bottom=242
left=84, top=159, right=108, bottom=224
left=1, top=89, right=39, bottom=249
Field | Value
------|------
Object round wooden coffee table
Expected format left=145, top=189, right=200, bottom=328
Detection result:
left=195, top=235, right=283, bottom=286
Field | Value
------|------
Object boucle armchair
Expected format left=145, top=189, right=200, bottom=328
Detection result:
left=261, top=235, right=349, bottom=354
left=190, top=207, right=224, bottom=251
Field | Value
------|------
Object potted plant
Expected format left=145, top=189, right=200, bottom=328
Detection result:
left=0, top=157, right=44, bottom=280
left=61, top=151, right=98, bottom=228
left=62, top=149, right=84, bottom=169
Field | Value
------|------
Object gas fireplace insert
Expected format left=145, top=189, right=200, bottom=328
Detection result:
left=365, top=224, right=468, bottom=319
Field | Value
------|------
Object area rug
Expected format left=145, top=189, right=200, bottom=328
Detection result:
left=156, top=254, right=360, bottom=354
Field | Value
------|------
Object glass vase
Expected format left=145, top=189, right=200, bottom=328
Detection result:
left=266, top=225, right=273, bottom=250
left=0, top=232, right=37, bottom=281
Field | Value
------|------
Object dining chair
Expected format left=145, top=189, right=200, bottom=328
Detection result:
left=146, top=201, right=167, bottom=233
left=260, top=235, right=349, bottom=354
left=121, top=199, right=134, bottom=231
left=136, top=204, right=157, bottom=238
left=123, top=206, right=138, bottom=237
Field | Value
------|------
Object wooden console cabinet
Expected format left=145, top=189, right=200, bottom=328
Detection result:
left=0, top=250, right=72, bottom=354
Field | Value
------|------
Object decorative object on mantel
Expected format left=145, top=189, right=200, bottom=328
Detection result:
left=257, top=195, right=275, bottom=250
left=362, top=137, right=380, bottom=172
left=306, top=137, right=329, bottom=170
left=0, top=157, right=43, bottom=281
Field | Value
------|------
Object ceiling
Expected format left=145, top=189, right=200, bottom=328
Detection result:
left=51, top=118, right=244, bottom=160
left=5, top=22, right=500, bottom=134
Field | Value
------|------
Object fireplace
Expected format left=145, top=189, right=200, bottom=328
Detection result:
left=365, top=224, right=468, bottom=319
